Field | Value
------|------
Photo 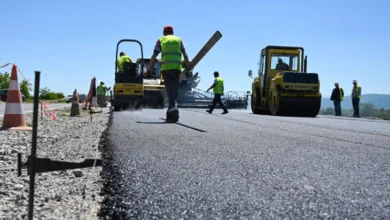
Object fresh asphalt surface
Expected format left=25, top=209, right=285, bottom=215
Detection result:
left=99, top=108, right=390, bottom=219
left=0, top=102, right=70, bottom=121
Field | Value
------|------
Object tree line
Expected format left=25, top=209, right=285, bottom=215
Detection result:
left=0, top=71, right=64, bottom=100
left=320, top=103, right=390, bottom=119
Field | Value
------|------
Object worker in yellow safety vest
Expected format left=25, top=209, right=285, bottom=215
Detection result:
left=145, top=25, right=191, bottom=123
left=96, top=82, right=106, bottom=107
left=351, top=80, right=362, bottom=117
left=206, top=71, right=228, bottom=114
left=117, top=52, right=132, bottom=72
left=330, top=82, right=344, bottom=116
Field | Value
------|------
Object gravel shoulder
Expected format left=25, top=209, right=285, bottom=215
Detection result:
left=0, top=106, right=110, bottom=219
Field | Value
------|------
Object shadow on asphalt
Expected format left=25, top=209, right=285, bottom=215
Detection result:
left=135, top=119, right=207, bottom=132
left=158, top=118, right=207, bottom=132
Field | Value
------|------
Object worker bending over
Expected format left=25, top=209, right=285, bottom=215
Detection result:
left=145, top=25, right=191, bottom=123
left=206, top=71, right=228, bottom=114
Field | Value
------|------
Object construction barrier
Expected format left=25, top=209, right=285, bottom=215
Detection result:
left=40, top=101, right=57, bottom=120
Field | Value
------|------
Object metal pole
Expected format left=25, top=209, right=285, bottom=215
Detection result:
left=28, top=71, right=40, bottom=220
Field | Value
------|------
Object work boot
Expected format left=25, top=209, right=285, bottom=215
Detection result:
left=221, top=111, right=228, bottom=115
left=166, top=110, right=179, bottom=123
left=206, top=110, right=212, bottom=114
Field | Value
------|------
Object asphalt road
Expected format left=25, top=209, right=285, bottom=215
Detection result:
left=99, top=108, right=390, bottom=219
left=0, top=102, right=70, bottom=121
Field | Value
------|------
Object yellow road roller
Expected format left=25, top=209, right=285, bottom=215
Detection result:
left=112, top=39, right=145, bottom=111
left=248, top=45, right=322, bottom=117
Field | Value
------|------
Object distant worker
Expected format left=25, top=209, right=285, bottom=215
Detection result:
left=145, top=25, right=191, bottom=123
left=330, top=82, right=344, bottom=116
left=206, top=71, right=228, bottom=115
left=351, top=80, right=362, bottom=117
left=97, top=82, right=106, bottom=107
left=275, top=58, right=289, bottom=70
left=117, top=52, right=132, bottom=72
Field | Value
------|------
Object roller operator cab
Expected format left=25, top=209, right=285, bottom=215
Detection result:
left=112, top=39, right=145, bottom=111
left=248, top=46, right=322, bottom=117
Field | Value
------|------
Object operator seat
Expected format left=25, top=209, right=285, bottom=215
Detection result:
left=115, top=62, right=142, bottom=83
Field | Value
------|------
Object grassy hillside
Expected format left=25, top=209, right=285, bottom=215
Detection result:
left=321, top=94, right=390, bottom=110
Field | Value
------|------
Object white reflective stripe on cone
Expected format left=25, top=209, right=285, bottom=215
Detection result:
left=8, top=80, right=20, bottom=90
left=4, top=103, right=24, bottom=114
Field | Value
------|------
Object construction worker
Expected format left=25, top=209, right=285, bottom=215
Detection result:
left=330, top=82, right=344, bottom=116
left=145, top=25, right=191, bottom=123
left=206, top=71, right=228, bottom=114
left=351, top=80, right=362, bottom=117
left=117, top=52, right=132, bottom=72
left=97, top=82, right=106, bottom=107
left=275, top=58, right=289, bottom=70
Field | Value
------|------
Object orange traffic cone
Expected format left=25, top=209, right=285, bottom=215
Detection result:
left=1, top=64, right=32, bottom=131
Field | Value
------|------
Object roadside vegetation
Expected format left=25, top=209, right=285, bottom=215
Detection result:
left=1, top=71, right=65, bottom=102
left=320, top=103, right=390, bottom=120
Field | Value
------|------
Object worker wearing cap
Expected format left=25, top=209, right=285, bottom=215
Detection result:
left=206, top=71, right=228, bottom=114
left=97, top=82, right=106, bottom=107
left=351, top=80, right=362, bottom=117
left=330, top=82, right=344, bottom=116
left=117, top=52, right=132, bottom=72
left=145, top=25, right=191, bottom=123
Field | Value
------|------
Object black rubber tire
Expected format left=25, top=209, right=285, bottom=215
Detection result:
left=113, top=105, right=121, bottom=111
left=251, top=93, right=262, bottom=114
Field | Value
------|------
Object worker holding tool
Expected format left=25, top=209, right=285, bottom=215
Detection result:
left=206, top=71, right=228, bottom=114
left=330, top=82, right=344, bottom=116
left=351, top=80, right=362, bottom=117
left=145, top=25, right=191, bottom=123
left=117, top=52, right=132, bottom=72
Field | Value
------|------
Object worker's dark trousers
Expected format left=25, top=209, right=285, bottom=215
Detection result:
left=352, top=97, right=360, bottom=116
left=97, top=95, right=105, bottom=107
left=333, top=100, right=342, bottom=116
left=209, top=94, right=228, bottom=113
left=162, top=69, right=180, bottom=119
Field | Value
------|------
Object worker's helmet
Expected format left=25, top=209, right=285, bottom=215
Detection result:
left=163, top=25, right=174, bottom=32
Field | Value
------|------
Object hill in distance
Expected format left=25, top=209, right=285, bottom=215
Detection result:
left=321, top=94, right=390, bottom=110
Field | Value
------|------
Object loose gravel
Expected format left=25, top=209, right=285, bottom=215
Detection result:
left=0, top=106, right=110, bottom=219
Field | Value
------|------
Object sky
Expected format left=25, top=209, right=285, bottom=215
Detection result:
left=1, top=0, right=389, bottom=98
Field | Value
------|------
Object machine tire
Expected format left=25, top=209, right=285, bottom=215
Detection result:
left=251, top=93, right=262, bottom=114
left=113, top=105, right=121, bottom=111
left=269, top=91, right=281, bottom=116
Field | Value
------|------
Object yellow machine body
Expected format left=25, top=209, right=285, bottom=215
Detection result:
left=249, top=46, right=322, bottom=117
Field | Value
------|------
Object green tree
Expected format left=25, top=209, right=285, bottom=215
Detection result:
left=0, top=72, right=10, bottom=89
left=20, top=80, right=32, bottom=98
left=39, top=87, right=51, bottom=99
left=360, top=103, right=376, bottom=117
left=39, top=87, right=65, bottom=100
